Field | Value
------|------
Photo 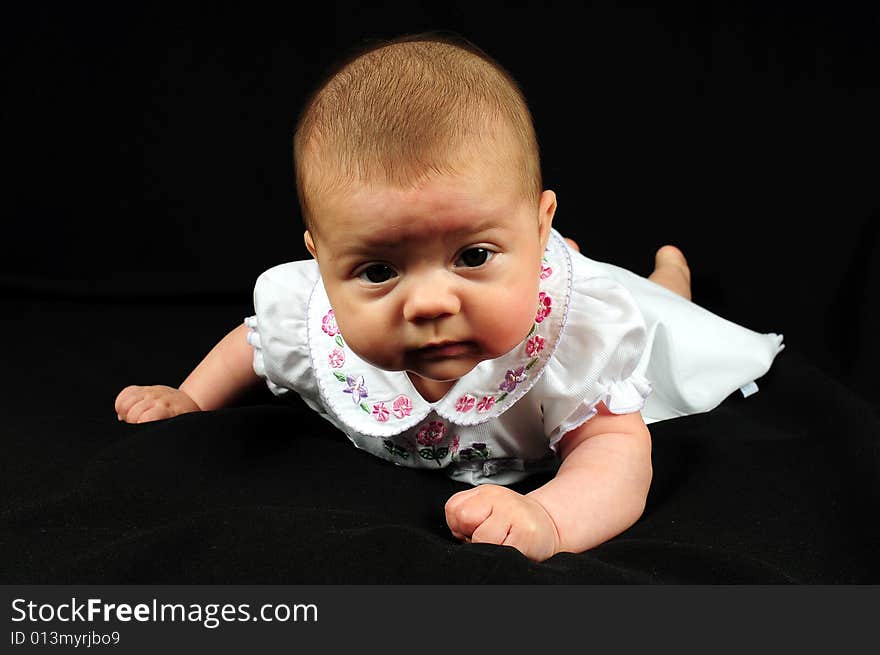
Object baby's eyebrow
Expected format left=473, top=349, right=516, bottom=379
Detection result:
left=357, top=216, right=500, bottom=250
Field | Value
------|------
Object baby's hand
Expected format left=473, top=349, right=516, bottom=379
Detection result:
left=444, top=484, right=560, bottom=562
left=115, top=385, right=201, bottom=423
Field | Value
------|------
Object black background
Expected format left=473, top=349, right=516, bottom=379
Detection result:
left=2, top=2, right=878, bottom=584
left=5, top=1, right=878, bottom=401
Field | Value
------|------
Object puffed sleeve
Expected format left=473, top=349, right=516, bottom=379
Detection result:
left=243, top=260, right=321, bottom=403
left=538, top=256, right=652, bottom=449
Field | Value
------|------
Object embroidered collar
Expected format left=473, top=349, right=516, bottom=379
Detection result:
left=306, top=229, right=573, bottom=437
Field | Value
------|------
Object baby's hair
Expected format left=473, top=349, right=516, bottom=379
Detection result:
left=293, top=31, right=543, bottom=233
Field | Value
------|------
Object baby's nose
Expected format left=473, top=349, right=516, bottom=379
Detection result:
left=402, top=273, right=461, bottom=322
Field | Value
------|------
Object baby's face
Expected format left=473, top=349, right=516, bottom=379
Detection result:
left=305, top=164, right=555, bottom=395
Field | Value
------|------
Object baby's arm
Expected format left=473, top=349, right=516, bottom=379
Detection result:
left=115, top=324, right=261, bottom=423
left=444, top=403, right=652, bottom=561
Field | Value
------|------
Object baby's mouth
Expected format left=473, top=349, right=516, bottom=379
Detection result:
left=414, top=341, right=475, bottom=359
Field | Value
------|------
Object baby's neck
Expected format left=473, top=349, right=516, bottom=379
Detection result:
left=407, top=373, right=457, bottom=403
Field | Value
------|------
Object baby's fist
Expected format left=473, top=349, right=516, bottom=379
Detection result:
left=444, top=484, right=561, bottom=562
left=115, top=385, right=201, bottom=423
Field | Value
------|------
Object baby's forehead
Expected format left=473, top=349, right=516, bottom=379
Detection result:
left=337, top=175, right=514, bottom=218
left=310, top=169, right=528, bottom=247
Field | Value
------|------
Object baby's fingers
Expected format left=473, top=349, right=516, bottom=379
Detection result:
left=470, top=513, right=512, bottom=547
left=116, top=385, right=180, bottom=423
left=445, top=489, right=493, bottom=541
left=115, top=385, right=148, bottom=421
left=136, top=406, right=172, bottom=424
left=122, top=396, right=158, bottom=424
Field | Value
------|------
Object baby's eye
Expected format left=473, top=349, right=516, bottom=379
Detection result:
left=359, top=264, right=398, bottom=284
left=455, top=248, right=493, bottom=268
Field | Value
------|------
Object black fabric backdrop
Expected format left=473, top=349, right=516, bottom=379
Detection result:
left=2, top=2, right=878, bottom=584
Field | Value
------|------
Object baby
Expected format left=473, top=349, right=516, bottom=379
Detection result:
left=115, top=34, right=783, bottom=562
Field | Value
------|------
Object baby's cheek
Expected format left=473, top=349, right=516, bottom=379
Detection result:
left=476, top=288, right=539, bottom=356
left=333, top=309, right=386, bottom=364
left=345, top=328, right=395, bottom=368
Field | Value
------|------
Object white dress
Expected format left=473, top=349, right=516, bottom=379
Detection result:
left=244, top=229, right=784, bottom=485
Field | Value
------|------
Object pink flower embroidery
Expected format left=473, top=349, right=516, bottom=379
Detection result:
left=321, top=310, right=339, bottom=336
left=500, top=366, right=527, bottom=393
left=328, top=347, right=345, bottom=368
left=477, top=396, right=496, bottom=413
left=455, top=394, right=476, bottom=413
left=391, top=394, right=413, bottom=419
left=416, top=420, right=447, bottom=446
left=372, top=401, right=390, bottom=422
left=451, top=435, right=460, bottom=453
left=535, top=292, right=552, bottom=323
left=525, top=335, right=546, bottom=357
left=540, top=264, right=553, bottom=279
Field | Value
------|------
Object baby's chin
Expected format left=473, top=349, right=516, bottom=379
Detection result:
left=403, top=355, right=481, bottom=383
left=357, top=332, right=529, bottom=381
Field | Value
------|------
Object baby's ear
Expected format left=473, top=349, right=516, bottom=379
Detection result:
left=304, top=230, right=318, bottom=258
left=538, top=190, right=557, bottom=250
